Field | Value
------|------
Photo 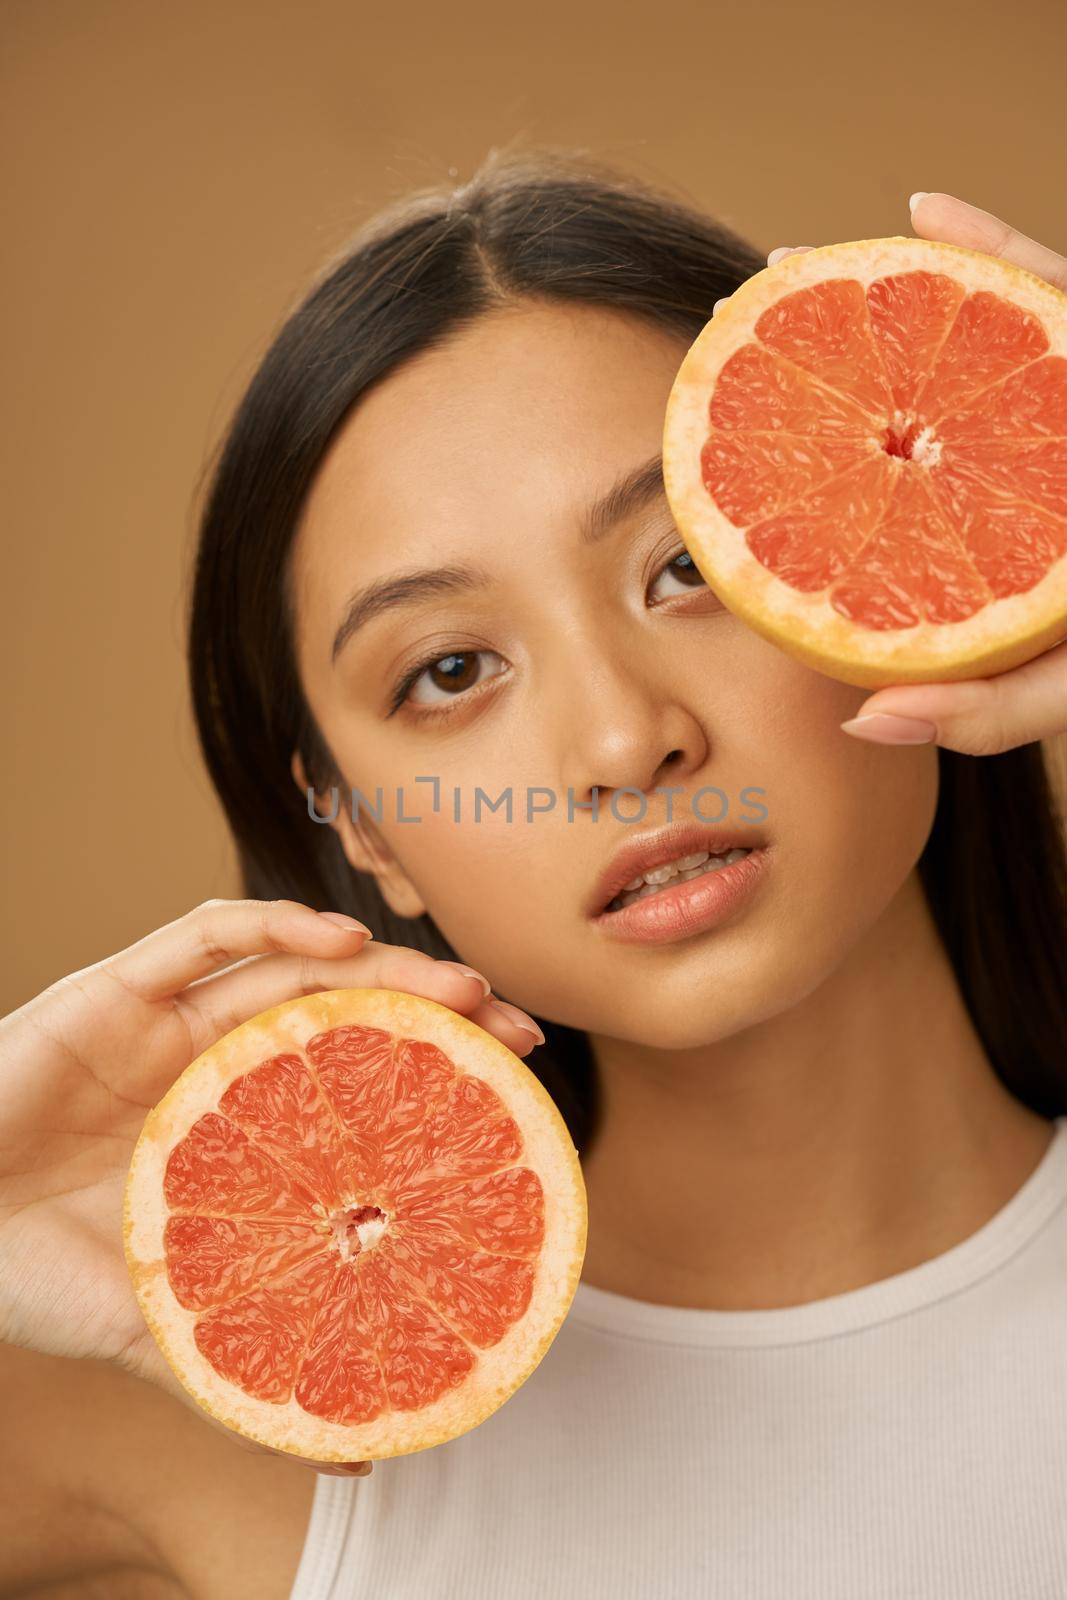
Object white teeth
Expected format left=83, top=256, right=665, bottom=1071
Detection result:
left=607, top=847, right=752, bottom=912
left=643, top=851, right=710, bottom=884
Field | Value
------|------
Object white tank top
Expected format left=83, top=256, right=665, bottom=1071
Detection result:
left=290, top=1114, right=1067, bottom=1599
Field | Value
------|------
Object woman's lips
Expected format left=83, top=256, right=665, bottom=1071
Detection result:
left=589, top=845, right=771, bottom=945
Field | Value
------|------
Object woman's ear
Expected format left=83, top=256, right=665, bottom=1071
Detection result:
left=289, top=751, right=427, bottom=919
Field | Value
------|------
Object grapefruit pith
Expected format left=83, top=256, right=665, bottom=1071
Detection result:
left=123, top=988, right=586, bottom=1461
left=662, top=236, right=1067, bottom=688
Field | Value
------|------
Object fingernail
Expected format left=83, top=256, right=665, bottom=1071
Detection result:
left=441, top=961, right=492, bottom=998
left=342, top=1461, right=373, bottom=1476
left=712, top=296, right=731, bottom=314
left=840, top=712, right=937, bottom=744
left=909, top=191, right=929, bottom=213
left=486, top=998, right=546, bottom=1046
left=318, top=911, right=374, bottom=937
left=767, top=246, right=792, bottom=265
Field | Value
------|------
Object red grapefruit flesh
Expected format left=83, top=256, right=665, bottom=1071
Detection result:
left=123, top=988, right=586, bottom=1461
left=662, top=237, right=1067, bottom=687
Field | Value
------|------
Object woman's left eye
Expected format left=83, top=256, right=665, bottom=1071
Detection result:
left=649, top=547, right=707, bottom=602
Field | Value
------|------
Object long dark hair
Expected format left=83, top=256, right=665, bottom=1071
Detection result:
left=186, top=142, right=1067, bottom=1154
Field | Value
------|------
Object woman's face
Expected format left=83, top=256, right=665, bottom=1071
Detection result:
left=289, top=299, right=938, bottom=1047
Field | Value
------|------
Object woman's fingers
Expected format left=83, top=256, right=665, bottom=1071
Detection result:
left=182, top=1410, right=374, bottom=1476
left=468, top=994, right=546, bottom=1048
left=102, top=898, right=373, bottom=1002
left=909, top=192, right=1067, bottom=294
left=712, top=245, right=817, bottom=315
left=91, top=897, right=544, bottom=1057
left=263, top=1443, right=372, bottom=1476
left=839, top=635, right=1067, bottom=754
left=766, top=245, right=816, bottom=265
left=177, top=938, right=544, bottom=1058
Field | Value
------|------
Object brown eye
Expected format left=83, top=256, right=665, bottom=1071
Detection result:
left=426, top=653, right=478, bottom=693
left=398, top=649, right=507, bottom=711
left=649, top=548, right=707, bottom=601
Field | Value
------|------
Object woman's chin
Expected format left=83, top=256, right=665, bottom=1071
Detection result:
left=583, top=973, right=812, bottom=1053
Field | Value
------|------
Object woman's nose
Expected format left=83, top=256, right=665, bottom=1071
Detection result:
left=555, top=656, right=709, bottom=804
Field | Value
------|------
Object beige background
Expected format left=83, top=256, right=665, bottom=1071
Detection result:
left=4, top=0, right=1066, bottom=1011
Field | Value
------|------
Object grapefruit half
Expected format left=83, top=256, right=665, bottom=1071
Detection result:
left=662, top=236, right=1067, bottom=687
left=123, top=988, right=586, bottom=1461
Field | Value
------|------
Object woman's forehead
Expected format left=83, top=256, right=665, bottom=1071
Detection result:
left=296, top=301, right=687, bottom=562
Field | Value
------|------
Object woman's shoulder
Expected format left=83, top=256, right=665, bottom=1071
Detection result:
left=0, top=1339, right=314, bottom=1600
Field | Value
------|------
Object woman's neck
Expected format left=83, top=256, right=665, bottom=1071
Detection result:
left=580, top=870, right=1055, bottom=1311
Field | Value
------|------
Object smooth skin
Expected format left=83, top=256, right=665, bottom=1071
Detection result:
left=1, top=190, right=1064, bottom=1599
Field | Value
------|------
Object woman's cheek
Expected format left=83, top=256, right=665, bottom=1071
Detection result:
left=757, top=658, right=939, bottom=914
left=801, top=723, right=940, bottom=929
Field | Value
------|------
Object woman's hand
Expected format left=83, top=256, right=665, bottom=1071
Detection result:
left=0, top=898, right=545, bottom=1476
left=716, top=190, right=1067, bottom=757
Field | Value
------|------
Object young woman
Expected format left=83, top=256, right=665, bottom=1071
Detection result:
left=4, top=149, right=1067, bottom=1599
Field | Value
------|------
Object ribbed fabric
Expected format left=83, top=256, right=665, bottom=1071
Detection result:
left=290, top=1114, right=1067, bottom=1599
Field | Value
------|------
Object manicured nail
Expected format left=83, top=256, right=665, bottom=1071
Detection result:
left=318, top=911, right=373, bottom=936
left=486, top=998, right=546, bottom=1046
left=909, top=191, right=929, bottom=213
left=840, top=712, right=937, bottom=744
left=767, top=246, right=792, bottom=265
left=441, top=961, right=492, bottom=997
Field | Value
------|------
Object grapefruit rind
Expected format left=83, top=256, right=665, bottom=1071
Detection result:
left=123, top=987, right=587, bottom=1461
left=663, top=236, right=1067, bottom=688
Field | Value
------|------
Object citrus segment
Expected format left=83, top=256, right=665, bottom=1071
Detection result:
left=940, top=439, right=1067, bottom=516
left=701, top=431, right=863, bottom=525
left=163, top=1112, right=314, bottom=1217
left=305, top=1026, right=458, bottom=1188
left=755, top=279, right=894, bottom=419
left=743, top=455, right=896, bottom=591
left=390, top=1234, right=535, bottom=1347
left=216, top=1051, right=362, bottom=1209
left=163, top=1214, right=326, bottom=1311
left=928, top=473, right=1067, bottom=597
left=398, top=1167, right=546, bottom=1256
left=423, top=1075, right=524, bottom=1176
left=707, top=344, right=874, bottom=434
left=662, top=237, right=1067, bottom=685
left=193, top=1251, right=336, bottom=1404
left=914, top=290, right=1049, bottom=423
left=124, top=988, right=586, bottom=1460
left=865, top=271, right=965, bottom=415
left=827, top=470, right=990, bottom=630
left=935, top=354, right=1067, bottom=443
left=294, top=1250, right=475, bottom=1423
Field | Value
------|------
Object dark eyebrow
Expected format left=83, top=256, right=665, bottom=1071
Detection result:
left=330, top=450, right=666, bottom=664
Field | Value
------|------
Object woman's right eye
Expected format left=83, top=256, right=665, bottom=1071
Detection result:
left=390, top=649, right=508, bottom=716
